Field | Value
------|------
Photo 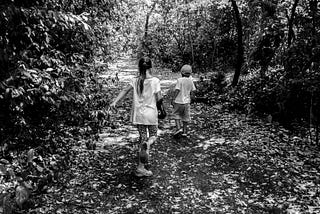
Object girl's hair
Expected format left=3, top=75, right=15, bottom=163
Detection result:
left=137, top=57, right=152, bottom=96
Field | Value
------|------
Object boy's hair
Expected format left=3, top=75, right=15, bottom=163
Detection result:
left=182, top=73, right=191, bottom=77
left=180, top=64, right=192, bottom=77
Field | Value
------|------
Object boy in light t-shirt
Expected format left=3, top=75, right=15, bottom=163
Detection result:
left=171, top=64, right=196, bottom=137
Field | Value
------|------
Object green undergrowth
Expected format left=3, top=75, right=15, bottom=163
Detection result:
left=0, top=63, right=119, bottom=213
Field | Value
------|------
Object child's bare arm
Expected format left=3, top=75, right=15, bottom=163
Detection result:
left=110, top=85, right=132, bottom=107
left=155, top=91, right=163, bottom=102
left=190, top=91, right=195, bottom=101
left=171, top=89, right=180, bottom=105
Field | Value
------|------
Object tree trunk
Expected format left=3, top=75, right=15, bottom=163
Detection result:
left=186, top=5, right=194, bottom=65
left=310, top=0, right=318, bottom=39
left=287, top=0, right=299, bottom=48
left=141, top=1, right=157, bottom=55
left=212, top=14, right=223, bottom=68
left=302, top=0, right=318, bottom=71
left=230, top=0, right=244, bottom=87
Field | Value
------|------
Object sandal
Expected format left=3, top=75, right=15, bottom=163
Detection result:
left=135, top=167, right=153, bottom=177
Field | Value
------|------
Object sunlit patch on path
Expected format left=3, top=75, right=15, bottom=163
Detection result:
left=33, top=58, right=320, bottom=214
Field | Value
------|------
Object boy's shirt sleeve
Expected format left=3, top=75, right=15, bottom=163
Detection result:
left=174, top=79, right=181, bottom=90
left=191, top=80, right=196, bottom=91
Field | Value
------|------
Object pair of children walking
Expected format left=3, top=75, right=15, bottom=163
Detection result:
left=111, top=58, right=195, bottom=177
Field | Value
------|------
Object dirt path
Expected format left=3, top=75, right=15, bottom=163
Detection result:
left=32, top=58, right=320, bottom=214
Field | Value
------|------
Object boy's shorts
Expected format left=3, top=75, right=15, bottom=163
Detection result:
left=171, top=103, right=191, bottom=122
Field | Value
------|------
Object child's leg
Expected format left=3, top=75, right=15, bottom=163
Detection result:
left=172, top=103, right=183, bottom=133
left=146, top=125, right=158, bottom=150
left=175, top=119, right=182, bottom=130
left=137, top=124, right=148, bottom=144
left=135, top=125, right=153, bottom=177
left=173, top=119, right=183, bottom=136
left=182, top=104, right=191, bottom=135
left=182, top=121, right=188, bottom=134
left=137, top=125, right=157, bottom=164
left=136, top=125, right=148, bottom=165
left=143, top=126, right=158, bottom=160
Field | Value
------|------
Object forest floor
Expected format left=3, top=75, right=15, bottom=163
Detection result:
left=31, top=57, right=320, bottom=214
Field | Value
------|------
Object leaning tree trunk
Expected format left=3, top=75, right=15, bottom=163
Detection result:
left=141, top=2, right=157, bottom=56
left=187, top=8, right=195, bottom=65
left=230, top=0, right=244, bottom=86
left=287, top=0, right=299, bottom=48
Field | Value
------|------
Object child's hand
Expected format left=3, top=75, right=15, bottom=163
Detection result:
left=110, top=101, right=116, bottom=109
left=110, top=102, right=118, bottom=113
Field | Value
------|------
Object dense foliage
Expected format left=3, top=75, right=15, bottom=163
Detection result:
left=0, top=0, right=127, bottom=147
left=0, top=1, right=119, bottom=212
left=132, top=0, right=320, bottom=133
left=1, top=0, right=320, bottom=212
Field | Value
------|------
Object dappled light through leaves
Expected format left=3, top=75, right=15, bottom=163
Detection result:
left=18, top=58, right=320, bottom=214
left=1, top=0, right=320, bottom=212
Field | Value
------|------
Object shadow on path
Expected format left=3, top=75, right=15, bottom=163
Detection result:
left=33, top=58, right=320, bottom=214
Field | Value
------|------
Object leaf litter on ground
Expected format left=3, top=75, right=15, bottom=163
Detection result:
left=29, top=59, right=320, bottom=214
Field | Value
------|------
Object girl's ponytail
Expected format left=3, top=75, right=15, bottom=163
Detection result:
left=137, top=57, right=152, bottom=96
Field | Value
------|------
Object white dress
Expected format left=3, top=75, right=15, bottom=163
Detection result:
left=130, top=77, right=161, bottom=125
